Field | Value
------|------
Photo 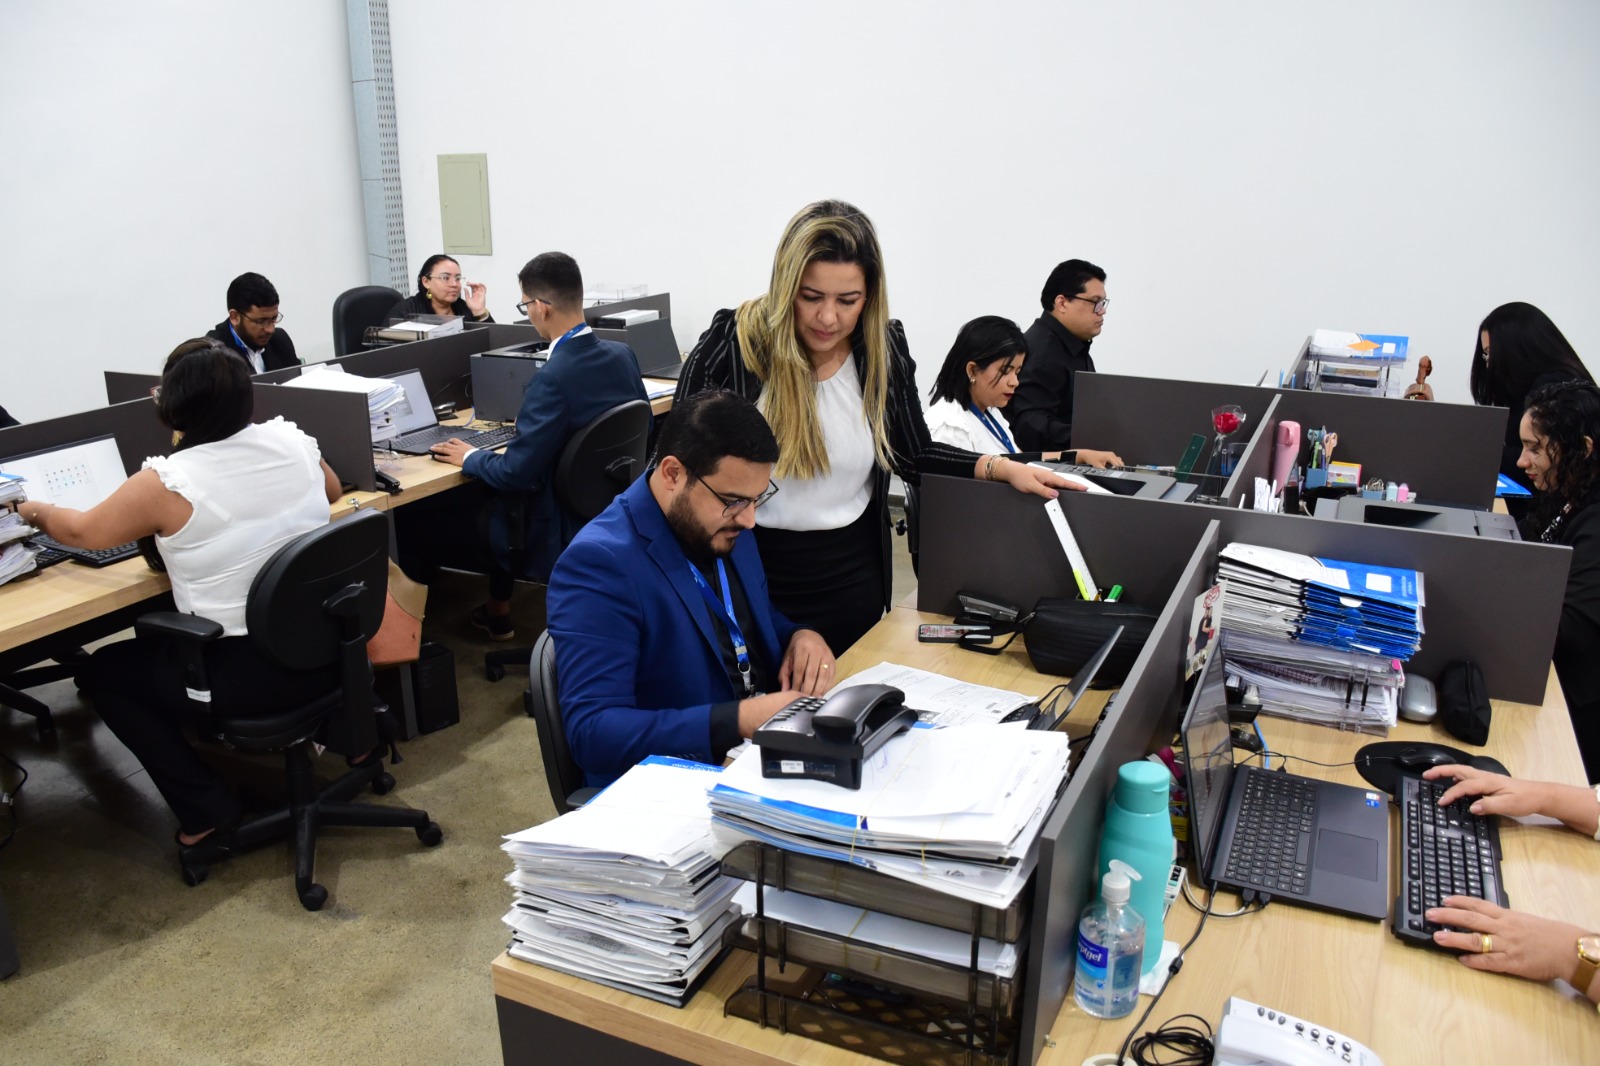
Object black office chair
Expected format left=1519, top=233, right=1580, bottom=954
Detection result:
left=0, top=652, right=89, bottom=741
left=899, top=482, right=922, bottom=577
left=330, top=285, right=403, bottom=357
left=525, top=629, right=597, bottom=815
left=484, top=399, right=653, bottom=682
left=138, top=509, right=441, bottom=910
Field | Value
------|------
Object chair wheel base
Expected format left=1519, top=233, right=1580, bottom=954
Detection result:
left=371, top=771, right=395, bottom=795
left=485, top=662, right=506, bottom=682
left=417, top=821, right=443, bottom=847
left=181, top=862, right=208, bottom=887
left=299, top=884, right=328, bottom=911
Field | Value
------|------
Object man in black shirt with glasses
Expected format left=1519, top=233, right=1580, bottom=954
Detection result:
left=1006, top=259, right=1108, bottom=452
left=547, top=389, right=835, bottom=789
left=206, top=272, right=300, bottom=373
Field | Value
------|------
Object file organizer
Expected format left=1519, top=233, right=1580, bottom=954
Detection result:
left=721, top=841, right=1025, bottom=1065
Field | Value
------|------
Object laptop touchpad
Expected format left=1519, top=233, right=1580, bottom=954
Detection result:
left=1314, top=829, right=1378, bottom=881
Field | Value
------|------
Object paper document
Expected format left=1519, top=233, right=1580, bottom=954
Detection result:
left=832, top=661, right=1032, bottom=727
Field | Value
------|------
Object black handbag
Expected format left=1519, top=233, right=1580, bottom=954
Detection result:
left=1438, top=659, right=1491, bottom=746
left=1021, top=598, right=1157, bottom=686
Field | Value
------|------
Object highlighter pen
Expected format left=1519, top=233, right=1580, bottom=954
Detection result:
left=1104, top=584, right=1123, bottom=602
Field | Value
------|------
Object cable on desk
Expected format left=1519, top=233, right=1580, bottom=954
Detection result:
left=1236, top=748, right=1354, bottom=771
left=1180, top=877, right=1262, bottom=919
left=1252, top=720, right=1270, bottom=769
left=0, top=747, right=27, bottom=851
left=1124, top=1013, right=1215, bottom=1065
left=1116, top=889, right=1216, bottom=1066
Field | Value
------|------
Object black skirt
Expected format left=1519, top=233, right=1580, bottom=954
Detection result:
left=754, top=499, right=885, bottom=657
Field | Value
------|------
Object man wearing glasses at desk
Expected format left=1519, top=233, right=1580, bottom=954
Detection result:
left=205, top=271, right=300, bottom=373
left=1005, top=258, right=1108, bottom=453
left=547, top=389, right=835, bottom=789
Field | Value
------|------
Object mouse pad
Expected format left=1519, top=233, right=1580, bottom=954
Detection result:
left=1352, top=740, right=1509, bottom=795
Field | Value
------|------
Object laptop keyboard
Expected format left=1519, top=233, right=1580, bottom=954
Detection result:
left=389, top=423, right=516, bottom=454
left=30, top=534, right=140, bottom=567
left=1223, top=769, right=1315, bottom=896
left=1392, top=774, right=1506, bottom=947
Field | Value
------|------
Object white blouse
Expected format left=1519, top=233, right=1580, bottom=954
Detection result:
left=925, top=399, right=1014, bottom=453
left=756, top=357, right=876, bottom=531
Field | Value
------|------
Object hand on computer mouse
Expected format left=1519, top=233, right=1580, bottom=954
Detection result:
left=1423, top=765, right=1600, bottom=836
left=430, top=439, right=470, bottom=466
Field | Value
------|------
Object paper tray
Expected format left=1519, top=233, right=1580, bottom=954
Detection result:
left=719, top=841, right=1027, bottom=944
left=728, top=915, right=1020, bottom=1018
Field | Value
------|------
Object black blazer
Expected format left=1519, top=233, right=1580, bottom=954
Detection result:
left=207, top=320, right=301, bottom=372
left=383, top=293, right=494, bottom=325
left=1006, top=312, right=1095, bottom=451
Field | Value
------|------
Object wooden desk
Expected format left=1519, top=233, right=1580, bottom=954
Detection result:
left=491, top=613, right=1600, bottom=1066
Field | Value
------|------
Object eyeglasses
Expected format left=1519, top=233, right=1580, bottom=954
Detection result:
left=238, top=311, right=284, bottom=326
left=692, top=473, right=780, bottom=517
left=1069, top=295, right=1110, bottom=315
left=428, top=273, right=462, bottom=283
left=515, top=296, right=550, bottom=317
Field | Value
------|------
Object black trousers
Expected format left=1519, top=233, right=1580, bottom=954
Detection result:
left=754, top=500, right=885, bottom=657
left=394, top=481, right=516, bottom=601
left=85, top=634, right=340, bottom=835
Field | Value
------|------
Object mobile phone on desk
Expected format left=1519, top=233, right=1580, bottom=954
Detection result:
left=918, top=623, right=992, bottom=644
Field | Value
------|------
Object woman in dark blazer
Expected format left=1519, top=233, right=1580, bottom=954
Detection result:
left=674, top=200, right=1075, bottom=654
left=385, top=253, right=494, bottom=324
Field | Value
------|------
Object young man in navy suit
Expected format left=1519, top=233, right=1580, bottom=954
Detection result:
left=547, top=389, right=835, bottom=788
left=411, top=252, right=649, bottom=638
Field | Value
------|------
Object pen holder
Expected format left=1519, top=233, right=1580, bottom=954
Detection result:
left=1303, top=468, right=1328, bottom=490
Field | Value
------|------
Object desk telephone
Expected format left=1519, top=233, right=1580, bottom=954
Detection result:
left=753, top=684, right=918, bottom=790
left=1214, top=996, right=1382, bottom=1066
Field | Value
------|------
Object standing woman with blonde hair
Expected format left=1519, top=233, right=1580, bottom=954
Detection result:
left=675, top=200, right=1074, bottom=654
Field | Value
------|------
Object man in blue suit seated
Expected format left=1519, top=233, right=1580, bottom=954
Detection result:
left=547, top=389, right=836, bottom=788
left=407, top=251, right=649, bottom=639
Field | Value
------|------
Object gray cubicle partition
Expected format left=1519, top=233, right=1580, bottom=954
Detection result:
left=581, top=292, right=671, bottom=325
left=250, top=384, right=377, bottom=492
left=919, top=474, right=1568, bottom=703
left=1219, top=395, right=1282, bottom=508
left=105, top=371, right=160, bottom=406
left=0, top=397, right=174, bottom=477
left=1075, top=373, right=1508, bottom=510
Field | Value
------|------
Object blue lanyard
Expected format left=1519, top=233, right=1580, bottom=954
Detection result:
left=688, top=559, right=753, bottom=696
left=968, top=404, right=1015, bottom=452
left=548, top=323, right=588, bottom=358
left=227, top=322, right=256, bottom=355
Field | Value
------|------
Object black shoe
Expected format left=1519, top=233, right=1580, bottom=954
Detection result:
left=470, top=604, right=515, bottom=642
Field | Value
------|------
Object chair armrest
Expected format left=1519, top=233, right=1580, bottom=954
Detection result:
left=136, top=611, right=223, bottom=709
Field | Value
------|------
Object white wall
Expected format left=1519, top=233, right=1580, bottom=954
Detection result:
left=0, top=1, right=369, bottom=421
left=386, top=0, right=1600, bottom=407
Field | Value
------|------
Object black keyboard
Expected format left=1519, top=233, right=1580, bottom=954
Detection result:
left=30, top=534, right=140, bottom=567
left=32, top=544, right=69, bottom=569
left=387, top=423, right=517, bottom=455
left=1392, top=774, right=1506, bottom=947
left=1223, top=769, right=1315, bottom=896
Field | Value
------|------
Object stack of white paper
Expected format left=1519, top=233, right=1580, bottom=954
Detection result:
left=500, top=757, right=741, bottom=1005
left=0, top=475, right=38, bottom=584
left=832, top=662, right=1033, bottom=727
left=707, top=724, right=1070, bottom=908
left=283, top=366, right=409, bottom=443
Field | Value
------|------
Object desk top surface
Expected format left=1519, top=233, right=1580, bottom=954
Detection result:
left=491, top=607, right=1600, bottom=1066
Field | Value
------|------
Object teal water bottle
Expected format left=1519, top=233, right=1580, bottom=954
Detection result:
left=1096, top=760, right=1175, bottom=976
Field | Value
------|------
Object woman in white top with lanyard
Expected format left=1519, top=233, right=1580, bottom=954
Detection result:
left=675, top=200, right=1081, bottom=655
left=925, top=315, right=1124, bottom=468
left=14, top=341, right=343, bottom=853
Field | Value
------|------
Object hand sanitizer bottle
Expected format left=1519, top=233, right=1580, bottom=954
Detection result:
left=1074, top=859, right=1145, bottom=1019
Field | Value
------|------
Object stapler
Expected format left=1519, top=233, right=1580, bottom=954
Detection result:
left=374, top=471, right=403, bottom=495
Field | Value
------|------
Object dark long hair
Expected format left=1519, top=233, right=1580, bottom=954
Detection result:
left=1523, top=380, right=1600, bottom=534
left=929, top=316, right=1028, bottom=406
left=1469, top=302, right=1592, bottom=407
left=416, top=254, right=459, bottom=298
left=157, top=340, right=253, bottom=451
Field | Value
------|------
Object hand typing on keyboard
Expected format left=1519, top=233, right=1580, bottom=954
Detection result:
left=1422, top=764, right=1600, bottom=837
left=429, top=439, right=471, bottom=466
left=1425, top=896, right=1600, bottom=1001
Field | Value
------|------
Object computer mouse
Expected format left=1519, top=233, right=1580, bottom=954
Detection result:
left=1353, top=741, right=1510, bottom=795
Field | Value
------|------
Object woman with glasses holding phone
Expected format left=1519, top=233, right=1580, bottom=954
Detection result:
left=675, top=200, right=1078, bottom=654
left=385, top=253, right=493, bottom=324
left=926, top=315, right=1124, bottom=468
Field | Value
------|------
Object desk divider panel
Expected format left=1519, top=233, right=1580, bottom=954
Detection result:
left=1073, top=374, right=1279, bottom=468
left=251, top=384, right=376, bottom=492
left=0, top=397, right=174, bottom=476
left=919, top=475, right=1569, bottom=704
left=1018, top=522, right=1220, bottom=1064
left=105, top=371, right=160, bottom=406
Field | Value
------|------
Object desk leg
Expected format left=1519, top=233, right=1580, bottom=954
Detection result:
left=0, top=884, right=19, bottom=979
left=494, top=995, right=689, bottom=1066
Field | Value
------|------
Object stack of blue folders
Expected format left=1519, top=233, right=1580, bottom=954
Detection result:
left=1216, top=543, right=1424, bottom=729
left=707, top=723, right=1071, bottom=909
left=499, top=756, right=741, bottom=1006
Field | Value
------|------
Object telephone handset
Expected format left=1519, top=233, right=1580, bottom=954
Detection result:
left=753, top=684, right=918, bottom=790
left=1214, top=996, right=1383, bottom=1066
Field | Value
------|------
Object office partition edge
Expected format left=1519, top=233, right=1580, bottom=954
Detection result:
left=1221, top=395, right=1281, bottom=507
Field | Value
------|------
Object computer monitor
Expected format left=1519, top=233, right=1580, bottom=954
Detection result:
left=1179, top=652, right=1235, bottom=882
left=388, top=370, right=438, bottom=435
left=0, top=434, right=129, bottom=511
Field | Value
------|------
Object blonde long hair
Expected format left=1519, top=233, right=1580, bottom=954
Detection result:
left=734, top=200, right=894, bottom=479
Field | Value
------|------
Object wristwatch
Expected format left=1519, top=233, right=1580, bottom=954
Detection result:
left=1572, top=935, right=1600, bottom=995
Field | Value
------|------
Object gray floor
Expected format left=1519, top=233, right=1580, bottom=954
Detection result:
left=0, top=515, right=917, bottom=1065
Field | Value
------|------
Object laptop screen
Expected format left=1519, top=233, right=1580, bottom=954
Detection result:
left=0, top=434, right=129, bottom=511
left=388, top=370, right=437, bottom=434
left=1180, top=651, right=1235, bottom=881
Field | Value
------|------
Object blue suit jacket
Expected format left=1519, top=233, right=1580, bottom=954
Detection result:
left=463, top=330, right=649, bottom=581
left=547, top=475, right=802, bottom=787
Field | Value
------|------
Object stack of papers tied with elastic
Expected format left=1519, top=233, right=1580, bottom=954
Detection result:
left=282, top=366, right=409, bottom=443
left=0, top=475, right=37, bottom=585
left=1216, top=543, right=1423, bottom=729
left=708, top=724, right=1070, bottom=908
left=500, top=756, right=740, bottom=1006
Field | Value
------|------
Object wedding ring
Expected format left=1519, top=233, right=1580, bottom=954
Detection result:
left=1480, top=933, right=1493, bottom=954
left=821, top=664, right=831, bottom=670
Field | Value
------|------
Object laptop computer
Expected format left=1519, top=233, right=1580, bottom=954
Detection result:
left=1, top=434, right=141, bottom=566
left=384, top=369, right=519, bottom=456
left=1181, top=651, right=1389, bottom=919
left=1000, top=627, right=1121, bottom=731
